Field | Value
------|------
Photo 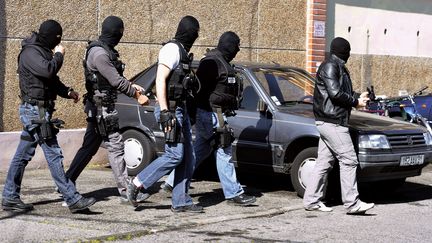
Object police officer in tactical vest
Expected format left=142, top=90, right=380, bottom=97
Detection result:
left=127, top=16, right=203, bottom=213
left=65, top=16, right=149, bottom=202
left=2, top=20, right=96, bottom=213
left=163, top=31, right=256, bottom=205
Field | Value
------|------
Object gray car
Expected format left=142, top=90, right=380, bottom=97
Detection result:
left=116, top=62, right=432, bottom=197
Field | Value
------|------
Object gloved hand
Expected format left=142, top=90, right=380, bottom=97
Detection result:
left=159, top=110, right=176, bottom=132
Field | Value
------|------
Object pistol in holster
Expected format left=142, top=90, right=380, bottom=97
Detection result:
left=214, top=124, right=234, bottom=148
left=31, top=117, right=64, bottom=143
left=93, top=92, right=119, bottom=139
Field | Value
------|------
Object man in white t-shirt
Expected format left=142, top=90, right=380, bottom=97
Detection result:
left=127, top=16, right=204, bottom=213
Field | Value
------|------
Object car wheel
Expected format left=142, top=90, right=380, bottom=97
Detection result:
left=122, top=129, right=155, bottom=176
left=290, top=147, right=318, bottom=198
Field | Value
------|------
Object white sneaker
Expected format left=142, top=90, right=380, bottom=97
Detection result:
left=61, top=201, right=68, bottom=207
left=305, top=202, right=333, bottom=212
left=347, top=201, right=375, bottom=215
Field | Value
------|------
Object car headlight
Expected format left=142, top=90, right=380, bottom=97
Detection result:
left=424, top=133, right=432, bottom=146
left=358, top=134, right=390, bottom=149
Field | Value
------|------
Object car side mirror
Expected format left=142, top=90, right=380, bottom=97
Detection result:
left=257, top=99, right=267, bottom=113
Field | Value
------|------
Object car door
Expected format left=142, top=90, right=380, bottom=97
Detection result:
left=229, top=71, right=276, bottom=168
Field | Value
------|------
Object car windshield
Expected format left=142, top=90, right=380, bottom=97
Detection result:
left=252, top=67, right=315, bottom=106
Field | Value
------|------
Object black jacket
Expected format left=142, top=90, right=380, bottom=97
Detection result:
left=18, top=33, right=70, bottom=102
left=313, top=54, right=359, bottom=126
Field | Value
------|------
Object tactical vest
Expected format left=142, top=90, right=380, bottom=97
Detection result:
left=164, top=40, right=193, bottom=102
left=203, top=49, right=241, bottom=110
left=18, top=45, right=58, bottom=102
left=83, top=41, right=125, bottom=97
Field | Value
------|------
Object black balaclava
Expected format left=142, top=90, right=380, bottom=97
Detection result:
left=330, top=37, right=351, bottom=62
left=99, top=16, right=124, bottom=48
left=38, top=20, right=62, bottom=49
left=174, top=16, right=200, bottom=52
left=217, top=31, right=240, bottom=62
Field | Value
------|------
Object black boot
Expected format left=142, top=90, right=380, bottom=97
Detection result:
left=126, top=178, right=140, bottom=207
left=2, top=198, right=34, bottom=212
left=68, top=197, right=96, bottom=213
left=227, top=193, right=256, bottom=206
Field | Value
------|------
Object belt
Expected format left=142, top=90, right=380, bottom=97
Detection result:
left=21, top=98, right=55, bottom=108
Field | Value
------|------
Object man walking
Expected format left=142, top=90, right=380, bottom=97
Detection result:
left=127, top=16, right=203, bottom=213
left=303, top=37, right=374, bottom=215
left=65, top=16, right=149, bottom=203
left=2, top=20, right=96, bottom=213
left=163, top=31, right=256, bottom=206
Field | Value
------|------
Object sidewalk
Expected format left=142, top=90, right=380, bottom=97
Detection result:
left=0, top=168, right=303, bottom=243
left=0, top=129, right=107, bottom=172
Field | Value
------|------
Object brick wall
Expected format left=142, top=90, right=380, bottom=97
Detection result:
left=306, top=0, right=327, bottom=75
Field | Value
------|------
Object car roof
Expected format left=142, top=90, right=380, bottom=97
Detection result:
left=191, top=60, right=312, bottom=75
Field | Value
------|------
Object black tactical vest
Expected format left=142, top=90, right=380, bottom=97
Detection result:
left=164, top=40, right=193, bottom=102
left=18, top=45, right=58, bottom=102
left=83, top=41, right=125, bottom=96
left=203, top=49, right=241, bottom=110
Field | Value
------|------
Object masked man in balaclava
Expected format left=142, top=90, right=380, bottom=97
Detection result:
left=2, top=20, right=97, bottom=213
left=127, top=15, right=204, bottom=213
left=162, top=31, right=256, bottom=206
left=65, top=16, right=149, bottom=203
left=303, top=37, right=374, bottom=215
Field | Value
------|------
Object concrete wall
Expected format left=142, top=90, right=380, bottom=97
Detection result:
left=0, top=0, right=308, bottom=132
left=326, top=0, right=432, bottom=96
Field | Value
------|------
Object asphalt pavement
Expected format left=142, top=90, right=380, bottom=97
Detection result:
left=0, top=167, right=302, bottom=243
left=1, top=165, right=432, bottom=242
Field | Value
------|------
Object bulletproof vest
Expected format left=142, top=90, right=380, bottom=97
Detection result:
left=165, top=40, right=193, bottom=102
left=203, top=49, right=241, bottom=110
left=18, top=45, right=58, bottom=102
left=83, top=40, right=125, bottom=95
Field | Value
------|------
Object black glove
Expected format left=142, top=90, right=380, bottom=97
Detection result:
left=159, top=110, right=175, bottom=132
left=367, top=86, right=376, bottom=101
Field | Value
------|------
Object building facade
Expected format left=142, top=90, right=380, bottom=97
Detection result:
left=0, top=0, right=431, bottom=131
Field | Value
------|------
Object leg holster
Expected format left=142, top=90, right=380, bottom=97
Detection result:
left=30, top=107, right=64, bottom=143
left=214, top=125, right=234, bottom=148
left=94, top=93, right=119, bottom=139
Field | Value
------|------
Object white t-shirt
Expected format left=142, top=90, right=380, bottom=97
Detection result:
left=158, top=42, right=181, bottom=70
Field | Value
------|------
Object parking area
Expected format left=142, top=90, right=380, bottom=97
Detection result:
left=1, top=165, right=432, bottom=242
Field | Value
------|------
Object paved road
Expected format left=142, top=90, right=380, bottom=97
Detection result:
left=0, top=165, right=431, bottom=242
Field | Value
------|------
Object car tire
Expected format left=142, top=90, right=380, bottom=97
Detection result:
left=290, top=147, right=318, bottom=198
left=122, top=129, right=155, bottom=176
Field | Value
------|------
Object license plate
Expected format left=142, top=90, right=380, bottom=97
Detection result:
left=400, top=155, right=424, bottom=166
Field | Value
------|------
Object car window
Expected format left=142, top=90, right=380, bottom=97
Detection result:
left=252, top=68, right=315, bottom=106
left=239, top=72, right=260, bottom=111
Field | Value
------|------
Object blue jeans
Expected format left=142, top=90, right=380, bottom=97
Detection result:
left=136, top=105, right=195, bottom=208
left=2, top=103, right=82, bottom=205
left=166, top=108, right=244, bottom=199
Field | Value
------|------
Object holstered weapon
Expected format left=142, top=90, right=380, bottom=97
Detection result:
left=31, top=106, right=64, bottom=143
left=214, top=108, right=234, bottom=148
left=93, top=91, right=119, bottom=139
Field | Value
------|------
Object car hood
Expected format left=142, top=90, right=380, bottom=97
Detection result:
left=277, top=104, right=425, bottom=133
left=349, top=110, right=426, bottom=132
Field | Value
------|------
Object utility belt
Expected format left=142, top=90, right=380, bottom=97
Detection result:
left=92, top=90, right=119, bottom=139
left=212, top=107, right=235, bottom=148
left=21, top=97, right=55, bottom=110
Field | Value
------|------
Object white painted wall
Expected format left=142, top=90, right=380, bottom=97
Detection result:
left=329, top=1, right=432, bottom=57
